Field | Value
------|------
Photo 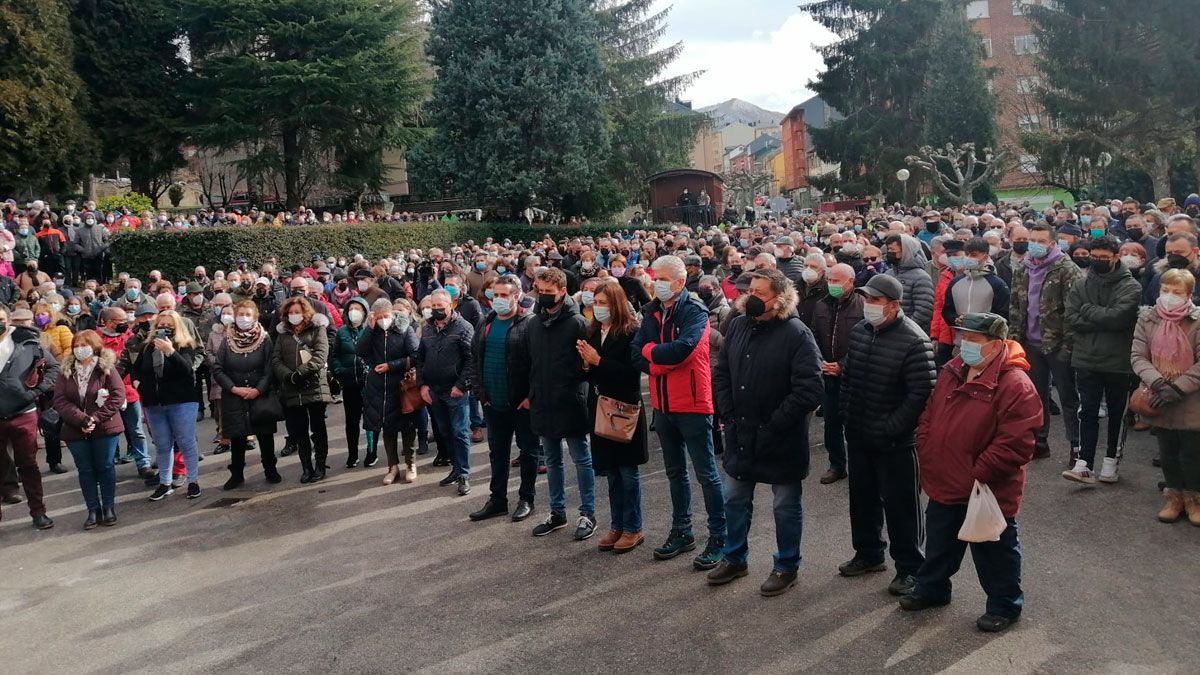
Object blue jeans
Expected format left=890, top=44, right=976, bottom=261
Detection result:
left=469, top=394, right=485, bottom=428
left=67, top=435, right=119, bottom=510
left=914, top=500, right=1024, bottom=619
left=822, top=375, right=847, bottom=474
left=605, top=466, right=642, bottom=532
left=722, top=476, right=804, bottom=573
left=654, top=410, right=725, bottom=539
left=120, top=400, right=149, bottom=468
left=145, top=402, right=200, bottom=484
left=540, top=435, right=595, bottom=516
left=431, top=391, right=471, bottom=478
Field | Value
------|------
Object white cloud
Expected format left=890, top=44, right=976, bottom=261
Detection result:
left=654, top=2, right=838, bottom=112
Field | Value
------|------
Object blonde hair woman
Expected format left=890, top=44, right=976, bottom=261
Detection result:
left=120, top=310, right=204, bottom=502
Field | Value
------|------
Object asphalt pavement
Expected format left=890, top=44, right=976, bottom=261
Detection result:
left=1, top=402, right=1198, bottom=674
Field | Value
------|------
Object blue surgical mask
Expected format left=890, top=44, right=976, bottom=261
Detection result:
left=1027, top=242, right=1049, bottom=258
left=475, top=262, right=487, bottom=271
left=496, top=266, right=508, bottom=275
left=653, top=280, right=675, bottom=301
left=739, top=239, right=749, bottom=249
left=1057, top=239, right=1070, bottom=252
left=1080, top=215, right=1092, bottom=225
left=961, top=257, right=981, bottom=271
left=947, top=257, right=964, bottom=271
left=959, top=340, right=985, bottom=366
left=446, top=285, right=459, bottom=299
left=1090, top=228, right=1104, bottom=238
left=594, top=306, right=612, bottom=323
left=581, top=291, right=594, bottom=306
left=484, top=288, right=495, bottom=300
left=491, top=297, right=513, bottom=315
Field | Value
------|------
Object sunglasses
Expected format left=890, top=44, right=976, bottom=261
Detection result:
left=864, top=256, right=879, bottom=263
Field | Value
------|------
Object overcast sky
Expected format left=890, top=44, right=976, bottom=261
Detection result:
left=654, top=0, right=837, bottom=113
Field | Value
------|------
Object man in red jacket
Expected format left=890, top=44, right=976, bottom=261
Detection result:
left=903, top=312, right=1042, bottom=633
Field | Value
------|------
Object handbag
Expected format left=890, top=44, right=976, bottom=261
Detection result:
left=594, top=394, right=640, bottom=443
left=1129, top=383, right=1160, bottom=418
left=248, top=391, right=285, bottom=425
left=399, top=368, right=425, bottom=414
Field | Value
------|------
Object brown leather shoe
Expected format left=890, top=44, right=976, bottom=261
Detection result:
left=613, top=531, right=645, bottom=553
left=470, top=427, right=485, bottom=443
left=1159, top=489, right=1185, bottom=523
left=819, top=469, right=847, bottom=484
left=597, top=530, right=623, bottom=551
left=1183, top=492, right=1200, bottom=527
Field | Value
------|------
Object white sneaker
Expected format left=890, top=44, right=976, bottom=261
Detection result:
left=1098, top=457, right=1119, bottom=483
left=1062, top=459, right=1097, bottom=484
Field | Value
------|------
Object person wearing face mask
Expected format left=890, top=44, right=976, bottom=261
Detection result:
left=212, top=302, right=281, bottom=489
left=1131, top=269, right=1200, bottom=525
left=121, top=310, right=205, bottom=501
left=204, top=300, right=235, bottom=455
left=353, top=268, right=390, bottom=307
left=1118, top=241, right=1150, bottom=293
left=797, top=253, right=829, bottom=328
left=1143, top=229, right=1200, bottom=307
left=773, top=236, right=804, bottom=286
left=883, top=235, right=935, bottom=334
left=575, top=276, right=601, bottom=323
left=271, top=297, right=333, bottom=484
left=1009, top=222, right=1084, bottom=461
left=331, top=297, right=375, bottom=468
left=707, top=268, right=823, bottom=595
left=467, top=276, right=542, bottom=524
left=64, top=297, right=96, bottom=332
left=17, top=257, right=50, bottom=299
left=632, top=256, right=726, bottom=570
left=13, top=225, right=41, bottom=272
left=59, top=213, right=82, bottom=287
left=838, top=274, right=936, bottom=597
left=251, top=277, right=281, bottom=328
left=415, top=289, right=475, bottom=496
left=34, top=216, right=66, bottom=278
left=994, top=225, right=1030, bottom=288
left=102, top=306, right=154, bottom=479
left=608, top=254, right=650, bottom=311
left=357, top=298, right=420, bottom=485
left=943, top=238, right=1011, bottom=349
left=465, top=253, right=496, bottom=302
left=52, top=329, right=127, bottom=529
left=0, top=306, right=61, bottom=529
left=811, top=264, right=864, bottom=485
left=904, top=313, right=1040, bottom=633
left=1061, top=236, right=1141, bottom=485
left=328, top=272, right=355, bottom=309
left=523, top=268, right=594, bottom=538
left=929, top=239, right=962, bottom=368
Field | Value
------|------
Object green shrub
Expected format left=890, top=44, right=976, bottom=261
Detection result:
left=111, top=222, right=665, bottom=280
left=96, top=192, right=155, bottom=215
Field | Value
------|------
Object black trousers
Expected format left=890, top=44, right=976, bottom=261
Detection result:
left=485, top=407, right=539, bottom=506
left=1076, top=369, right=1131, bottom=467
left=284, top=403, right=328, bottom=467
left=230, top=430, right=277, bottom=472
left=847, top=438, right=925, bottom=577
left=63, top=255, right=81, bottom=287
left=914, top=500, right=1023, bottom=619
left=340, top=379, right=363, bottom=458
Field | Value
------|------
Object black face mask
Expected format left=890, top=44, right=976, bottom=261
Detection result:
left=291, top=290, right=306, bottom=297
left=885, top=252, right=901, bottom=266
left=430, top=308, right=447, bottom=321
left=0, top=321, right=7, bottom=333
left=25, top=264, right=36, bottom=273
left=1091, top=260, right=1114, bottom=274
left=1012, top=242, right=1029, bottom=255
left=698, top=289, right=714, bottom=303
left=925, top=222, right=940, bottom=233
left=134, top=321, right=151, bottom=334
left=537, top=293, right=560, bottom=309
left=1167, top=254, right=1191, bottom=269
left=1073, top=257, right=1091, bottom=268
left=114, top=322, right=129, bottom=333
left=730, top=265, right=743, bottom=276
left=744, top=295, right=766, bottom=318
left=256, top=288, right=268, bottom=297
left=1126, top=229, right=1142, bottom=241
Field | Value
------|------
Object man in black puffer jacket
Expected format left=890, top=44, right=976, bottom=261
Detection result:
left=709, top=269, right=824, bottom=596
left=0, top=307, right=60, bottom=529
left=838, top=274, right=937, bottom=596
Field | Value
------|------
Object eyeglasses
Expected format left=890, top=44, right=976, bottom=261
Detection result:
left=864, top=257, right=879, bottom=263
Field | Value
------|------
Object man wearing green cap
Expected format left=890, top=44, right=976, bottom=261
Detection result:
left=903, top=312, right=1042, bottom=633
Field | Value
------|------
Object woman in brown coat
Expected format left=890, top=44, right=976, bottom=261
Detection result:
left=52, top=330, right=126, bottom=529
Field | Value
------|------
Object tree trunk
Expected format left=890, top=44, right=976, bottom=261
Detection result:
left=1149, top=148, right=1172, bottom=201
left=128, top=155, right=153, bottom=203
left=282, top=125, right=301, bottom=210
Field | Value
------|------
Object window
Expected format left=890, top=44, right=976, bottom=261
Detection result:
left=1019, top=154, right=1039, bottom=173
left=1014, top=34, right=1039, bottom=55
left=967, top=1, right=990, bottom=19
left=1018, top=114, right=1041, bottom=132
left=1012, top=0, right=1026, bottom=13
left=980, top=38, right=993, bottom=58
left=1013, top=0, right=1056, bottom=15
left=1016, top=76, right=1042, bottom=94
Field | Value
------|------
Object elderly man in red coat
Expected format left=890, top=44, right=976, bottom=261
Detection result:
left=902, top=312, right=1042, bottom=633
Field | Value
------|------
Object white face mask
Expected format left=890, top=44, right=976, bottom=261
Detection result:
left=220, top=314, right=234, bottom=326
left=801, top=268, right=821, bottom=284
left=348, top=309, right=365, bottom=326
left=422, top=307, right=433, bottom=320
left=235, top=316, right=255, bottom=331
left=50, top=303, right=62, bottom=313
left=862, top=302, right=887, bottom=326
left=357, top=280, right=370, bottom=292
left=73, top=346, right=94, bottom=361
left=377, top=317, right=393, bottom=331
left=1159, top=293, right=1188, bottom=311
left=288, top=313, right=303, bottom=325
left=1120, top=255, right=1142, bottom=270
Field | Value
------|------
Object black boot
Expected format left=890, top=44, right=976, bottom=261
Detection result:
left=101, top=505, right=117, bottom=526
left=299, top=456, right=314, bottom=484
left=223, top=464, right=244, bottom=490
left=312, top=442, right=328, bottom=482
left=280, top=436, right=296, bottom=457
left=416, top=432, right=430, bottom=456
left=263, top=463, right=282, bottom=484
left=84, top=509, right=99, bottom=530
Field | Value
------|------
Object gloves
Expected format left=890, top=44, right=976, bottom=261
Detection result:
left=289, top=371, right=302, bottom=385
left=1153, top=381, right=1185, bottom=407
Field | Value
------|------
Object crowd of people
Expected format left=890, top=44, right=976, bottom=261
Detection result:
left=3, top=193, right=1200, bottom=634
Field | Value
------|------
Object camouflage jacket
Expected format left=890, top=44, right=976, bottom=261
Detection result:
left=1009, top=253, right=1082, bottom=356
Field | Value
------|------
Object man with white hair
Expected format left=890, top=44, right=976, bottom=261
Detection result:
left=798, top=253, right=829, bottom=327
left=810, top=263, right=863, bottom=484
left=633, top=255, right=726, bottom=570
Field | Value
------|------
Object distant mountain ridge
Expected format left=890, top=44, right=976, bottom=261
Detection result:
left=696, top=98, right=785, bottom=129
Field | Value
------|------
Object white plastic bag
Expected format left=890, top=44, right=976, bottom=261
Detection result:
left=957, top=480, right=1007, bottom=543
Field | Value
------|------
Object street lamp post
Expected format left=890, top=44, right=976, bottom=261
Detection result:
left=1097, top=152, right=1112, bottom=201
left=896, top=168, right=911, bottom=206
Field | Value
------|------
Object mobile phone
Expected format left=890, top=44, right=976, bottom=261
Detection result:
left=155, top=329, right=170, bottom=340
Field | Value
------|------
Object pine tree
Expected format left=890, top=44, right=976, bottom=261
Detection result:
left=1025, top=0, right=1200, bottom=199
left=423, top=0, right=610, bottom=216
left=71, top=0, right=190, bottom=205
left=0, top=0, right=94, bottom=197
left=180, top=0, right=429, bottom=209
left=921, top=6, right=995, bottom=151
left=803, top=0, right=945, bottom=199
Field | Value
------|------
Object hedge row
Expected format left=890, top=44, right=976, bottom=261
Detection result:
left=110, top=222, right=666, bottom=281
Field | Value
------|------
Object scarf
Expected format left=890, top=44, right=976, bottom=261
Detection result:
left=227, top=322, right=266, bottom=354
left=1151, top=301, right=1195, bottom=379
left=331, top=285, right=355, bottom=308
left=1023, top=246, right=1063, bottom=345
